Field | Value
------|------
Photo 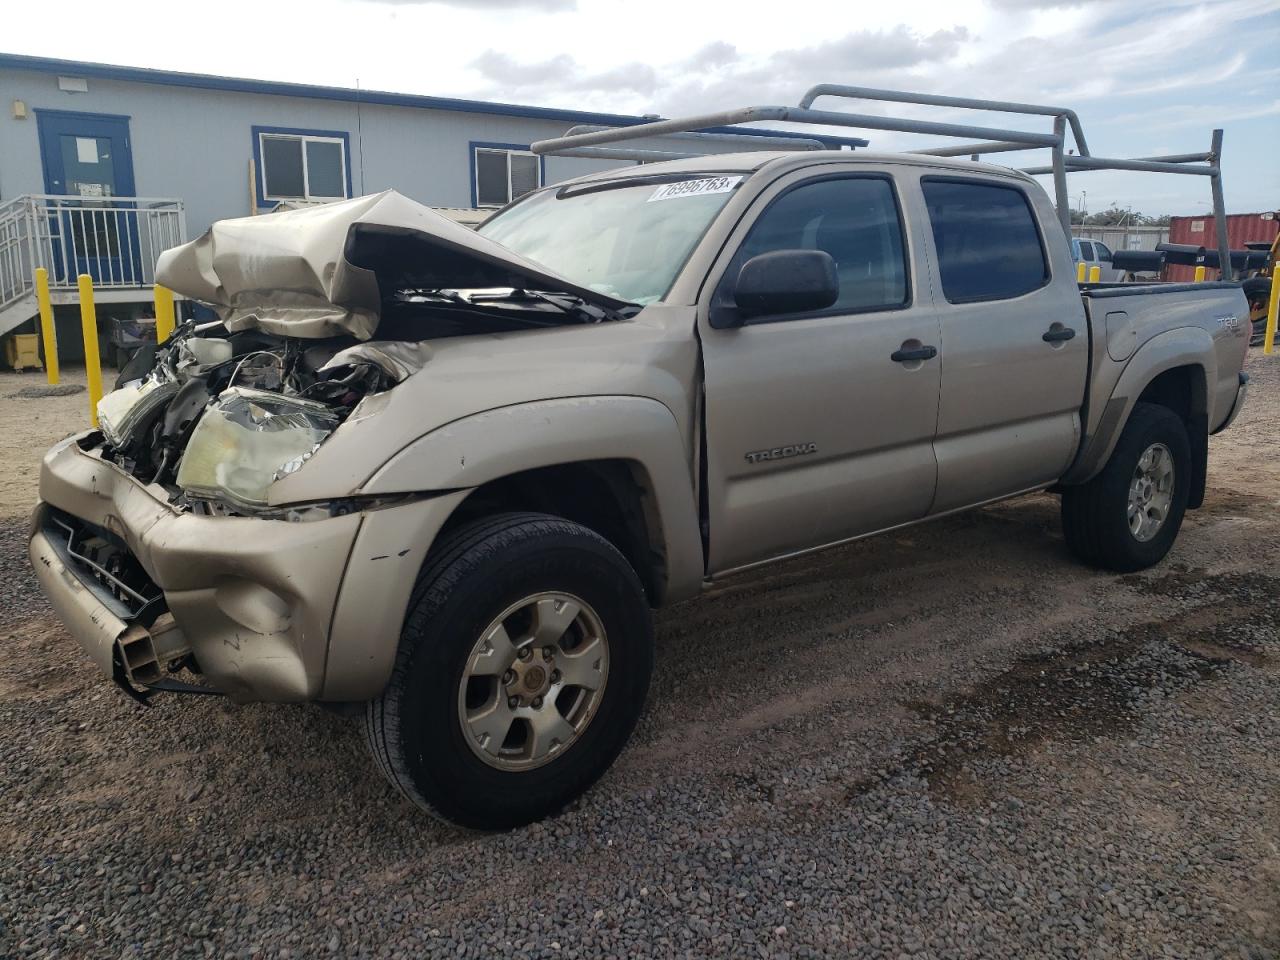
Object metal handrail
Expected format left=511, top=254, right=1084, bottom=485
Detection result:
left=530, top=83, right=1233, bottom=278
left=0, top=197, right=35, bottom=308
left=0, top=194, right=187, bottom=294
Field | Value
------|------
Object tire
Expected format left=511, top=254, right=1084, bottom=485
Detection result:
left=365, top=512, right=653, bottom=830
left=1061, top=402, right=1191, bottom=572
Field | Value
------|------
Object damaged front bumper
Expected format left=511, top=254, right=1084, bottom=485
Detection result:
left=30, top=434, right=466, bottom=703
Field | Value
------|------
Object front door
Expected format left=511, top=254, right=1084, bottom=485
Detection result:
left=36, top=110, right=141, bottom=284
left=701, top=170, right=942, bottom=574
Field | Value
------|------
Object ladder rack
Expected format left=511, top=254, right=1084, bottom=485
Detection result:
left=531, top=84, right=1231, bottom=277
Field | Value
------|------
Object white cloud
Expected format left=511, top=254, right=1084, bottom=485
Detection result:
left=361, top=0, right=575, bottom=8
left=0, top=0, right=1275, bottom=212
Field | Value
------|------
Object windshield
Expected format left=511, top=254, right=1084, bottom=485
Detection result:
left=478, top=176, right=744, bottom=304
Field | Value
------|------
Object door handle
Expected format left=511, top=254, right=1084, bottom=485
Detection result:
left=890, top=345, right=938, bottom=363
left=1042, top=326, right=1076, bottom=343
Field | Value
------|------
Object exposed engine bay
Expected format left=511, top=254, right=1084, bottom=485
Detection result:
left=94, top=288, right=625, bottom=516
left=87, top=189, right=638, bottom=517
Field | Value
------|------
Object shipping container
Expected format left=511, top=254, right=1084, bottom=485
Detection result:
left=1164, top=212, right=1278, bottom=282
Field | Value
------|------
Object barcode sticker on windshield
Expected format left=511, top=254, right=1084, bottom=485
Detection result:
left=647, top=176, right=742, bottom=202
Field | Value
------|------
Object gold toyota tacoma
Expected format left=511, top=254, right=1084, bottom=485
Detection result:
left=30, top=150, right=1249, bottom=829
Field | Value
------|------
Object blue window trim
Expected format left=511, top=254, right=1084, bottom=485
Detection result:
left=2, top=53, right=869, bottom=149
left=469, top=141, right=546, bottom=209
left=252, top=125, right=353, bottom=208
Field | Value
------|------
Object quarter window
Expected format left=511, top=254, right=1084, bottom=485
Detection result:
left=733, top=177, right=908, bottom=317
left=258, top=131, right=349, bottom=203
left=922, top=180, right=1048, bottom=303
left=475, top=147, right=541, bottom=208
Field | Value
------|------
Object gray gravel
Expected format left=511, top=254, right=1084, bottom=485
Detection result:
left=1, top=354, right=1278, bottom=960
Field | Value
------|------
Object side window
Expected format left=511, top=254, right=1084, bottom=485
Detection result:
left=1095, top=242, right=1113, bottom=262
left=734, top=177, right=908, bottom=316
left=921, top=179, right=1049, bottom=303
left=1078, top=240, right=1095, bottom=262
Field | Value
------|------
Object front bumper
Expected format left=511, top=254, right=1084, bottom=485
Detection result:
left=29, top=435, right=467, bottom=703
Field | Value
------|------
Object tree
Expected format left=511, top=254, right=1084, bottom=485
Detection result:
left=1084, top=206, right=1133, bottom=226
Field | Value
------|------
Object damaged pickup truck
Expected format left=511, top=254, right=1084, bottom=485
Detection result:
left=30, top=153, right=1249, bottom=829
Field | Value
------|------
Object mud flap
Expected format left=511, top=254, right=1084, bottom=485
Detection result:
left=1187, top=412, right=1208, bottom=510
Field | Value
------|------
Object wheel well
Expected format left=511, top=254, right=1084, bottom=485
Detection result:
left=445, top=460, right=667, bottom=605
left=1137, top=365, right=1205, bottom=422
left=1137, top=364, right=1208, bottom=509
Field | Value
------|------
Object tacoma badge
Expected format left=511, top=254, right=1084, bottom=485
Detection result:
left=745, top=442, right=818, bottom=464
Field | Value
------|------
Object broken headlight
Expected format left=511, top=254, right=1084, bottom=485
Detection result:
left=175, top=388, right=340, bottom=508
left=98, top=374, right=180, bottom=449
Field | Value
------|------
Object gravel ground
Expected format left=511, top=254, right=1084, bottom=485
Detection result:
left=1, top=356, right=1277, bottom=960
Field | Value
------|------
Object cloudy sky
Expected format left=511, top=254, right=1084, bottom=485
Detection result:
left=5, top=0, right=1277, bottom=213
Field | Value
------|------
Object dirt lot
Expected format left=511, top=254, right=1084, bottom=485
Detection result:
left=0, top=356, right=1277, bottom=959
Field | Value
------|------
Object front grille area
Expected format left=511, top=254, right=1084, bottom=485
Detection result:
left=42, top=508, right=163, bottom=621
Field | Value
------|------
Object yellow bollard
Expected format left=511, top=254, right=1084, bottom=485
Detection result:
left=78, top=274, right=103, bottom=427
left=1264, top=271, right=1280, bottom=356
left=1088, top=265, right=1101, bottom=283
left=154, top=284, right=176, bottom=344
left=1194, top=265, right=1206, bottom=283
left=1076, top=262, right=1087, bottom=283
left=35, top=267, right=59, bottom=385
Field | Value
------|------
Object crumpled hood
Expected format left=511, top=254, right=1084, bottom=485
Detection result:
left=155, top=189, right=630, bottom=340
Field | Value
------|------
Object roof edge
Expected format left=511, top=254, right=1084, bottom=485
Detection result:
left=0, top=52, right=869, bottom=148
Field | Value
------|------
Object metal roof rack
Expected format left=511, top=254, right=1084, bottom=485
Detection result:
left=531, top=84, right=1231, bottom=277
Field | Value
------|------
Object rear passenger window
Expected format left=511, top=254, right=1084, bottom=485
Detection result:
left=922, top=179, right=1049, bottom=303
left=1077, top=241, right=1095, bottom=261
left=735, top=177, right=908, bottom=316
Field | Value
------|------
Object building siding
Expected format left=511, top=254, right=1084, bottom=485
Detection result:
left=1, top=58, right=866, bottom=239
left=1, top=65, right=656, bottom=235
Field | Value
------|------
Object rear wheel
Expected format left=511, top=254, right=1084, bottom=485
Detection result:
left=1061, top=402, right=1190, bottom=572
left=365, top=512, right=653, bottom=829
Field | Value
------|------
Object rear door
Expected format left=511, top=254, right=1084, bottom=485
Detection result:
left=700, top=168, right=942, bottom=574
left=921, top=176, right=1088, bottom=513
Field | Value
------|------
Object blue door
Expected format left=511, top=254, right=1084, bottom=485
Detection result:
left=36, top=110, right=142, bottom=284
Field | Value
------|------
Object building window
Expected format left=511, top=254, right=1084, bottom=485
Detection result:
left=255, top=128, right=350, bottom=204
left=473, top=144, right=541, bottom=208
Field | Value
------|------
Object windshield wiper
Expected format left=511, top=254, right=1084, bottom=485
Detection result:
left=467, top=288, right=632, bottom=323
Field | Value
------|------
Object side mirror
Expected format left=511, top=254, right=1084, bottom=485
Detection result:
left=731, top=249, right=839, bottom=320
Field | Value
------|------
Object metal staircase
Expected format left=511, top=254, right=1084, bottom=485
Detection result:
left=0, top=196, right=37, bottom=337
left=0, top=194, right=187, bottom=338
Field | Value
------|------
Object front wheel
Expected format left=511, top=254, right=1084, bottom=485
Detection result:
left=365, top=512, right=653, bottom=829
left=1061, top=402, right=1191, bottom=572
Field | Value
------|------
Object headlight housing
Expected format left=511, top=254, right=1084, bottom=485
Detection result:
left=98, top=374, right=179, bottom=449
left=176, top=388, right=340, bottom=508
